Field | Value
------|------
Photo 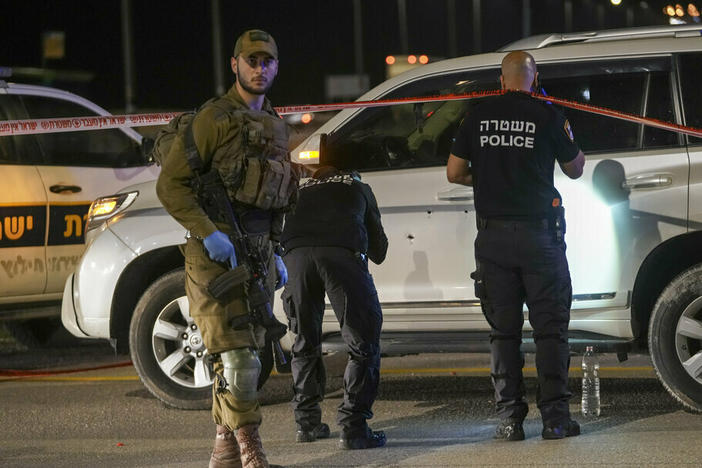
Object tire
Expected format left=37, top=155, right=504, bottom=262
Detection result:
left=129, top=268, right=275, bottom=410
left=5, top=317, right=62, bottom=348
left=130, top=269, right=212, bottom=410
left=649, top=264, right=702, bottom=413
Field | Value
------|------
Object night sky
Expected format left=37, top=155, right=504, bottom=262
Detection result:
left=1, top=1, right=673, bottom=112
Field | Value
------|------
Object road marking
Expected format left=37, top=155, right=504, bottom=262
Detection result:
left=0, top=366, right=654, bottom=382
left=0, top=375, right=140, bottom=382
left=379, top=366, right=654, bottom=375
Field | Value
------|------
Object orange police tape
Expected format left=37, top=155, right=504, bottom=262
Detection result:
left=1, top=90, right=701, bottom=138
left=0, top=112, right=181, bottom=136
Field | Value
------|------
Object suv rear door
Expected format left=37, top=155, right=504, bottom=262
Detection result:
left=537, top=55, right=687, bottom=336
left=679, top=52, right=702, bottom=228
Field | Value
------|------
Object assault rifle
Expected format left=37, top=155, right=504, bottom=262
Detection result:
left=194, top=170, right=289, bottom=371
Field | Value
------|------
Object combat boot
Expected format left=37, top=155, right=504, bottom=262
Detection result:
left=209, top=424, right=242, bottom=468
left=235, top=423, right=270, bottom=468
left=542, top=418, right=581, bottom=440
left=339, top=427, right=387, bottom=450
left=296, top=422, right=331, bottom=443
left=494, top=420, right=525, bottom=441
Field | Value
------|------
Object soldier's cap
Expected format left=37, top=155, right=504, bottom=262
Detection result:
left=233, top=29, right=278, bottom=60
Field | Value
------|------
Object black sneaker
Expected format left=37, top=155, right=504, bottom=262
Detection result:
left=338, top=428, right=387, bottom=450
left=494, top=421, right=525, bottom=441
left=296, top=423, right=331, bottom=443
left=542, top=419, right=581, bottom=440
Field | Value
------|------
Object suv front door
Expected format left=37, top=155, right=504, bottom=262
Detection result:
left=10, top=92, right=158, bottom=294
left=0, top=93, right=47, bottom=297
left=323, top=68, right=500, bottom=329
left=538, top=55, right=687, bottom=336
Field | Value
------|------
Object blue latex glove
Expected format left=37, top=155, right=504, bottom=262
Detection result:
left=203, top=230, right=237, bottom=267
left=274, top=254, right=287, bottom=290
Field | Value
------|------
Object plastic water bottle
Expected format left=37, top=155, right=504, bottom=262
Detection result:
left=581, top=345, right=601, bottom=417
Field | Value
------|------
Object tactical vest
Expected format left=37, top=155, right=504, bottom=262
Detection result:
left=195, top=97, right=299, bottom=211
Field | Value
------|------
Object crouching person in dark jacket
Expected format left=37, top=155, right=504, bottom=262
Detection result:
left=280, top=165, right=389, bottom=450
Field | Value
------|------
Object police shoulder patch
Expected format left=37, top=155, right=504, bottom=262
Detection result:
left=563, top=119, right=574, bottom=142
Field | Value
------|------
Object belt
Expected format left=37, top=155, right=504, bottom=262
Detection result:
left=477, top=216, right=550, bottom=231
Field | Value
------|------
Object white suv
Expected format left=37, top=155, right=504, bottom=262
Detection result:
left=63, top=25, right=702, bottom=412
left=0, top=76, right=158, bottom=345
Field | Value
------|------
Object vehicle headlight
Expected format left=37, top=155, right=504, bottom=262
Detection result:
left=294, top=133, right=322, bottom=164
left=86, top=191, right=139, bottom=233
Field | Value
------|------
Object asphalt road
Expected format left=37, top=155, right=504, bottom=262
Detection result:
left=1, top=326, right=701, bottom=467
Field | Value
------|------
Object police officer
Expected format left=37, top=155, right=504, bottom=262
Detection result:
left=446, top=51, right=585, bottom=441
left=157, top=30, right=296, bottom=468
left=280, top=166, right=388, bottom=450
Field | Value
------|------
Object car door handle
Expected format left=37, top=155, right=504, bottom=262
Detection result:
left=621, top=174, right=672, bottom=190
left=49, top=184, right=82, bottom=194
left=437, top=188, right=474, bottom=201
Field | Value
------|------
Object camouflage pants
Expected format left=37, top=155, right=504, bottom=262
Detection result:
left=183, top=236, right=275, bottom=430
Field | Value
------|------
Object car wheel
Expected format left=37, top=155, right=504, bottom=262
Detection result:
left=129, top=269, right=274, bottom=410
left=130, top=269, right=211, bottom=409
left=649, top=264, right=702, bottom=413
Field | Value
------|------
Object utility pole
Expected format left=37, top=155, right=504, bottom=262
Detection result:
left=354, top=0, right=364, bottom=76
left=397, top=0, right=408, bottom=54
left=522, top=0, right=531, bottom=38
left=564, top=0, right=573, bottom=32
left=626, top=6, right=635, bottom=27
left=120, top=0, right=135, bottom=112
left=447, top=0, right=457, bottom=57
left=472, top=0, right=481, bottom=53
left=597, top=3, right=605, bottom=29
left=211, top=0, right=225, bottom=96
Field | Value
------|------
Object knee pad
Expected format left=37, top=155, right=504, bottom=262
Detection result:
left=220, top=348, right=261, bottom=401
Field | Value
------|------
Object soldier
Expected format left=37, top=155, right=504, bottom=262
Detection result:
left=280, top=166, right=388, bottom=450
left=446, top=51, right=585, bottom=441
left=157, top=30, right=297, bottom=468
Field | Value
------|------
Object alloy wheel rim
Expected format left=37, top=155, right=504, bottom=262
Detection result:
left=675, top=296, right=702, bottom=385
left=151, top=296, right=213, bottom=389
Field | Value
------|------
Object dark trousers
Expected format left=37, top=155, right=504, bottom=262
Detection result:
left=474, top=219, right=573, bottom=425
left=281, top=246, right=383, bottom=437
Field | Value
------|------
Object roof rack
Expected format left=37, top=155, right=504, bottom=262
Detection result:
left=499, top=24, right=701, bottom=51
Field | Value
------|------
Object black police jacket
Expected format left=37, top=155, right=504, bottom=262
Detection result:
left=280, top=174, right=388, bottom=264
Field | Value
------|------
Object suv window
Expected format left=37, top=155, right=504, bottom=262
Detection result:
left=0, top=94, right=42, bottom=165
left=0, top=95, right=18, bottom=163
left=325, top=69, right=500, bottom=171
left=539, top=57, right=679, bottom=153
left=18, top=95, right=143, bottom=168
left=678, top=52, right=702, bottom=145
